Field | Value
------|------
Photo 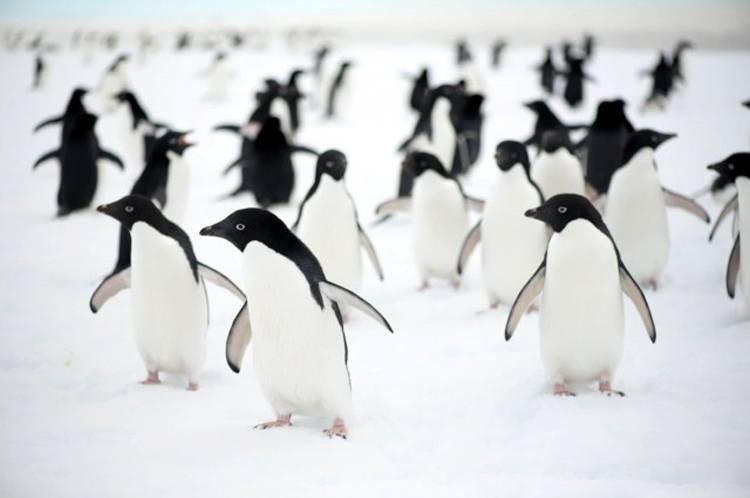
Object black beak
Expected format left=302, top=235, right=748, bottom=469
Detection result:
left=658, top=132, right=677, bottom=144
left=524, top=207, right=539, bottom=218
left=96, top=204, right=110, bottom=214
left=707, top=162, right=721, bottom=173
left=199, top=225, right=216, bottom=236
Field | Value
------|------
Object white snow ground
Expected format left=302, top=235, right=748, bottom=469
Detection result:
left=1, top=40, right=749, bottom=498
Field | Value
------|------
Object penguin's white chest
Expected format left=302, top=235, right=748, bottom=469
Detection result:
left=242, top=243, right=352, bottom=419
left=296, top=178, right=362, bottom=291
left=736, top=177, right=750, bottom=306
left=163, top=151, right=190, bottom=225
left=605, top=150, right=668, bottom=283
left=540, top=221, right=624, bottom=383
left=531, top=149, right=585, bottom=198
left=412, top=172, right=468, bottom=281
left=270, top=98, right=292, bottom=139
left=412, top=99, right=456, bottom=169
left=481, top=167, right=548, bottom=304
left=130, top=224, right=207, bottom=377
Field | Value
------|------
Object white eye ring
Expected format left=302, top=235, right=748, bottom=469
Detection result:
left=557, top=206, right=567, bottom=214
left=235, top=223, right=246, bottom=231
left=124, top=205, right=134, bottom=213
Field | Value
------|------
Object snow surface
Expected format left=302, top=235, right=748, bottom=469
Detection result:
left=1, top=40, right=749, bottom=498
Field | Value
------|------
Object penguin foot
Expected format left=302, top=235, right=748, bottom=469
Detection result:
left=254, top=415, right=292, bottom=430
left=323, top=418, right=348, bottom=440
left=451, top=276, right=461, bottom=290
left=598, top=381, right=625, bottom=397
left=187, top=382, right=199, bottom=391
left=141, top=371, right=160, bottom=385
left=553, top=383, right=576, bottom=396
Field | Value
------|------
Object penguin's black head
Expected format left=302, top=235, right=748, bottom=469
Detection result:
left=540, top=130, right=574, bottom=154
left=200, top=208, right=289, bottom=252
left=621, top=129, right=676, bottom=164
left=316, top=149, right=347, bottom=181
left=675, top=40, right=693, bottom=52
left=115, top=90, right=135, bottom=103
left=523, top=100, right=549, bottom=115
left=156, top=130, right=195, bottom=155
left=525, top=194, right=604, bottom=233
left=288, top=68, right=306, bottom=84
left=97, top=194, right=163, bottom=231
left=707, top=153, right=750, bottom=183
left=494, top=140, right=530, bottom=172
left=743, top=100, right=750, bottom=109
left=72, top=87, right=88, bottom=100
left=403, top=151, right=448, bottom=178
left=264, top=78, right=281, bottom=92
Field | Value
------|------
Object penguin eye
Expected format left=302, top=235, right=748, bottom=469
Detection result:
left=124, top=205, right=134, bottom=213
left=235, top=223, right=246, bottom=231
left=326, top=161, right=333, bottom=167
left=557, top=206, right=568, bottom=214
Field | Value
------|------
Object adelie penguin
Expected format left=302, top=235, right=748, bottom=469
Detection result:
left=376, top=152, right=482, bottom=289
left=285, top=68, right=306, bottom=136
left=456, top=141, right=548, bottom=309
left=33, top=87, right=88, bottom=139
left=97, top=54, right=130, bottom=111
left=535, top=47, right=557, bottom=95
left=325, top=61, right=353, bottom=119
left=605, top=130, right=710, bottom=289
left=505, top=194, right=656, bottom=396
left=116, top=90, right=166, bottom=165
left=90, top=195, right=244, bottom=391
left=33, top=112, right=124, bottom=216
left=640, top=53, right=675, bottom=111
left=671, top=40, right=692, bottom=86
left=200, top=208, right=393, bottom=439
left=32, top=52, right=46, bottom=90
left=293, top=150, right=384, bottom=300
left=490, top=39, right=507, bottom=69
left=531, top=130, right=585, bottom=199
left=707, top=153, right=750, bottom=309
left=522, top=100, right=584, bottom=151
left=560, top=56, right=592, bottom=108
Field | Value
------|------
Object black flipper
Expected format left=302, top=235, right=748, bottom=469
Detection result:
left=32, top=149, right=59, bottom=169
left=98, top=149, right=125, bottom=169
left=727, top=235, right=741, bottom=299
left=214, top=124, right=241, bottom=134
left=33, top=115, right=63, bottom=133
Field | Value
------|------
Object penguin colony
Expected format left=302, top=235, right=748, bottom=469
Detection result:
left=16, top=27, right=748, bottom=440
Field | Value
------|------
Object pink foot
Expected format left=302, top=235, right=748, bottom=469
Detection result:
left=254, top=414, right=292, bottom=430
left=553, top=383, right=576, bottom=396
left=141, top=371, right=160, bottom=385
left=599, top=380, right=625, bottom=397
left=187, top=382, right=199, bottom=391
left=323, top=418, right=348, bottom=440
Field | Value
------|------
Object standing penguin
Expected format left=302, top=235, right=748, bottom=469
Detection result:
left=490, top=39, right=507, bottom=69
left=285, top=68, right=306, bottom=136
left=641, top=53, right=675, bottom=111
left=531, top=130, right=586, bottom=199
left=671, top=40, right=692, bottom=86
left=582, top=34, right=595, bottom=60
left=97, top=54, right=130, bottom=111
left=91, top=195, right=244, bottom=390
left=707, top=153, right=750, bottom=308
left=535, top=47, right=557, bottom=95
left=605, top=130, right=710, bottom=288
left=33, top=87, right=88, bottom=137
left=312, top=45, right=330, bottom=108
left=32, top=112, right=124, bottom=216
left=325, top=61, right=353, bottom=118
left=200, top=208, right=393, bottom=438
left=32, top=52, right=46, bottom=90
left=522, top=100, right=584, bottom=150
left=560, top=56, right=591, bottom=108
left=293, top=150, right=384, bottom=296
left=376, top=152, right=480, bottom=289
left=456, top=141, right=548, bottom=308
left=116, top=90, right=166, bottom=164
left=505, top=194, right=656, bottom=396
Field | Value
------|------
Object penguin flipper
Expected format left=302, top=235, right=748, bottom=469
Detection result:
left=726, top=235, right=741, bottom=299
left=465, top=195, right=485, bottom=213
left=619, top=265, right=657, bottom=343
left=457, top=220, right=482, bottom=275
left=505, top=262, right=546, bottom=341
left=662, top=187, right=710, bottom=223
left=89, top=268, right=131, bottom=313
left=223, top=157, right=244, bottom=176
left=375, top=197, right=411, bottom=216
left=318, top=281, right=393, bottom=333
left=197, top=262, right=245, bottom=300
left=289, top=145, right=318, bottom=156
left=226, top=302, right=252, bottom=373
left=32, top=149, right=59, bottom=169
left=33, top=115, right=63, bottom=133
left=213, top=124, right=241, bottom=134
left=357, top=225, right=384, bottom=281
left=98, top=149, right=125, bottom=169
left=708, top=194, right=738, bottom=242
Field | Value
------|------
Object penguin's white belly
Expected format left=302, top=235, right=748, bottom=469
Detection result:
left=412, top=173, right=467, bottom=280
left=130, top=224, right=207, bottom=377
left=430, top=100, right=457, bottom=169
left=243, top=243, right=352, bottom=419
left=482, top=174, right=548, bottom=304
left=531, top=151, right=585, bottom=198
left=606, top=161, right=668, bottom=283
left=270, top=98, right=292, bottom=139
left=540, top=221, right=624, bottom=383
left=736, top=178, right=750, bottom=306
left=162, top=151, right=190, bottom=225
left=297, top=180, right=362, bottom=292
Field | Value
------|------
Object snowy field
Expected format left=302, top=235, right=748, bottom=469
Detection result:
left=1, top=39, right=749, bottom=497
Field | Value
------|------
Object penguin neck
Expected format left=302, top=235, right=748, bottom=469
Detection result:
left=736, top=176, right=750, bottom=216
left=499, top=163, right=531, bottom=183
left=620, top=147, right=655, bottom=174
left=432, top=98, right=452, bottom=125
left=163, top=150, right=190, bottom=223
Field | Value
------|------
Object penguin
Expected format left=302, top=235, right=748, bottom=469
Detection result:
left=224, top=117, right=318, bottom=205
left=522, top=100, right=585, bottom=151
left=671, top=40, right=692, bottom=85
left=264, top=78, right=294, bottom=139
left=535, top=47, right=557, bottom=95
left=312, top=45, right=330, bottom=109
left=115, top=90, right=166, bottom=164
left=407, top=68, right=430, bottom=113
left=450, top=91, right=485, bottom=176
left=176, top=32, right=190, bottom=51
left=582, top=34, right=595, bottom=60
left=505, top=194, right=656, bottom=396
left=33, top=87, right=88, bottom=137
left=91, top=195, right=244, bottom=390
left=32, top=52, right=46, bottom=90
left=325, top=61, right=353, bottom=118
left=97, top=54, right=130, bottom=111
left=560, top=56, right=591, bottom=108
left=641, top=53, right=675, bottom=111
left=580, top=99, right=635, bottom=197
left=531, top=130, right=586, bottom=199
left=491, top=39, right=507, bottom=69
left=456, top=141, right=548, bottom=308
left=199, top=208, right=393, bottom=438
left=376, top=152, right=482, bottom=288
left=456, top=39, right=471, bottom=65
left=202, top=51, right=230, bottom=102
left=293, top=150, right=384, bottom=300
left=605, top=130, right=710, bottom=289
left=32, top=112, right=124, bottom=216
left=455, top=42, right=484, bottom=94
left=707, top=153, right=750, bottom=308
left=285, top=68, right=306, bottom=135
left=104, top=130, right=194, bottom=279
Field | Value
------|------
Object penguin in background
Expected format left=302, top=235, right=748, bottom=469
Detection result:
left=672, top=40, right=693, bottom=86
left=582, top=33, right=595, bottom=60
left=90, top=195, right=245, bottom=391
left=707, top=153, right=750, bottom=308
left=33, top=87, right=89, bottom=138
left=505, top=194, right=656, bottom=396
left=450, top=91, right=485, bottom=175
left=455, top=41, right=484, bottom=94
left=456, top=141, right=548, bottom=309
left=200, top=208, right=393, bottom=439
left=32, top=112, right=124, bottom=216
left=262, top=78, right=294, bottom=140
left=522, top=100, right=586, bottom=151
left=32, top=52, right=46, bottom=90
left=97, top=53, right=130, bottom=111
left=312, top=45, right=330, bottom=109
left=406, top=68, right=430, bottom=114
left=376, top=152, right=483, bottom=289
left=640, top=53, right=675, bottom=111
left=531, top=130, right=586, bottom=199
left=536, top=47, right=557, bottom=95
left=223, top=117, right=318, bottom=205
left=456, top=39, right=471, bottom=65
left=202, top=51, right=231, bottom=102
left=605, top=130, right=710, bottom=289
left=293, top=150, right=384, bottom=299
left=491, top=39, right=508, bottom=69
left=285, top=68, right=307, bottom=135
left=560, top=56, right=592, bottom=108
left=325, top=61, right=353, bottom=119
left=116, top=90, right=167, bottom=164
left=176, top=32, right=191, bottom=51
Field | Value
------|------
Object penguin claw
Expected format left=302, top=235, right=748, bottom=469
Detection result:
left=553, top=383, right=575, bottom=396
left=324, top=418, right=348, bottom=439
left=254, top=416, right=292, bottom=430
left=604, top=390, right=626, bottom=397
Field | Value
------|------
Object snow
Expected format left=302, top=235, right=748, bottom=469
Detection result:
left=1, top=39, right=750, bottom=498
